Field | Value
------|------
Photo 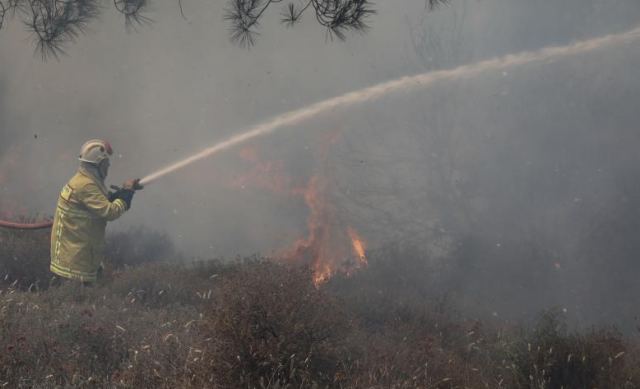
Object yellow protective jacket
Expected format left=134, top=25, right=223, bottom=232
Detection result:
left=50, top=169, right=128, bottom=282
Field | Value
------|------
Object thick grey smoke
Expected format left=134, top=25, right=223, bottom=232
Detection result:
left=1, top=0, right=640, bottom=329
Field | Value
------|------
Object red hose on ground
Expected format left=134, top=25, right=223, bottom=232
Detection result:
left=0, top=219, right=53, bottom=230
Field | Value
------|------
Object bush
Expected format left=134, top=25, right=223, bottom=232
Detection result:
left=1, top=238, right=640, bottom=388
left=0, top=227, right=177, bottom=290
left=105, top=227, right=176, bottom=269
left=200, top=261, right=353, bottom=388
left=326, top=245, right=447, bottom=330
left=331, top=247, right=512, bottom=388
left=0, top=227, right=50, bottom=290
left=0, top=279, right=202, bottom=387
left=509, top=310, right=635, bottom=388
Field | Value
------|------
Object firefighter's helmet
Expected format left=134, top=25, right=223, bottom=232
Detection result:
left=78, top=139, right=113, bottom=165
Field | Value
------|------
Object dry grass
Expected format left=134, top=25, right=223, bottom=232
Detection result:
left=1, top=231, right=639, bottom=388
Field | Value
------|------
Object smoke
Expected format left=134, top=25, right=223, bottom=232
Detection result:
left=141, top=25, right=640, bottom=185
left=2, top=0, right=640, bottom=329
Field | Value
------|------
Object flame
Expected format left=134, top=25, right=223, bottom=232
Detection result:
left=231, top=134, right=367, bottom=286
left=280, top=176, right=367, bottom=286
left=313, top=262, right=334, bottom=286
left=348, top=227, right=367, bottom=264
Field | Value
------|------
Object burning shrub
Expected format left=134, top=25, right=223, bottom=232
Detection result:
left=200, top=261, right=353, bottom=387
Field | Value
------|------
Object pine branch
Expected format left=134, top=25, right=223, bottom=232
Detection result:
left=0, top=0, right=451, bottom=59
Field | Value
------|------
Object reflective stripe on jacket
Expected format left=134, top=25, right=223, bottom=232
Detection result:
left=50, top=169, right=127, bottom=282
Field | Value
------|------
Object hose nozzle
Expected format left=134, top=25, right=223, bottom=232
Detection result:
left=108, top=178, right=143, bottom=202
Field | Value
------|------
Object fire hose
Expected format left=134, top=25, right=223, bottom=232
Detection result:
left=0, top=219, right=53, bottom=230
left=0, top=182, right=140, bottom=230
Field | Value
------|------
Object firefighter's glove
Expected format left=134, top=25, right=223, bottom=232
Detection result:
left=117, top=189, right=135, bottom=210
left=107, top=188, right=120, bottom=202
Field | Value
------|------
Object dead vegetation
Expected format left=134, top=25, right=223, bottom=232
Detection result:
left=1, top=230, right=639, bottom=388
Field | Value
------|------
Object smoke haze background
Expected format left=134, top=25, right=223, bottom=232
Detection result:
left=1, top=0, right=640, bottom=329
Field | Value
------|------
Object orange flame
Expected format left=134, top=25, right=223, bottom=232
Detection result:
left=348, top=227, right=367, bottom=264
left=281, top=176, right=367, bottom=286
left=232, top=134, right=367, bottom=286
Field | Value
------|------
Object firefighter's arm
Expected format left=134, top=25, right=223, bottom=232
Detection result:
left=76, top=182, right=128, bottom=221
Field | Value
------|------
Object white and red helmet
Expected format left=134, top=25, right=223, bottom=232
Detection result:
left=78, top=139, right=113, bottom=165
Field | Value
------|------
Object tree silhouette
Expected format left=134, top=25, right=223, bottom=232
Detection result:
left=0, top=0, right=448, bottom=60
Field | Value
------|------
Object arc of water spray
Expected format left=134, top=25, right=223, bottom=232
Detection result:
left=140, top=26, right=640, bottom=186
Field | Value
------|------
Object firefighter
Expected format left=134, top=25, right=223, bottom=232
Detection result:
left=50, top=139, right=142, bottom=283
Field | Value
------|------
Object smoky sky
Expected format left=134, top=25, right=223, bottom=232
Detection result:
left=1, top=0, right=640, bottom=328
